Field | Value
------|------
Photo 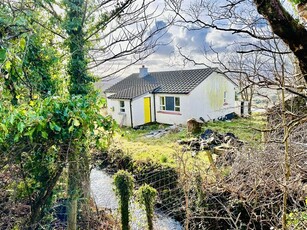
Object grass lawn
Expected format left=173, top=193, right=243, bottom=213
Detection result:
left=202, top=113, right=266, bottom=143
left=109, top=113, right=266, bottom=167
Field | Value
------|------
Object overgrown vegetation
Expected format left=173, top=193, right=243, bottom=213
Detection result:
left=288, top=0, right=307, bottom=5
left=0, top=0, right=306, bottom=229
left=113, top=115, right=265, bottom=167
left=137, top=184, right=157, bottom=230
left=113, top=170, right=134, bottom=230
left=0, top=1, right=116, bottom=229
left=99, top=109, right=305, bottom=229
left=0, top=0, right=166, bottom=228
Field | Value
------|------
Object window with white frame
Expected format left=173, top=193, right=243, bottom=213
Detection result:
left=160, top=96, right=180, bottom=112
left=223, top=91, right=227, bottom=103
left=119, top=100, right=125, bottom=112
left=174, top=97, right=180, bottom=111
left=160, top=97, right=165, bottom=110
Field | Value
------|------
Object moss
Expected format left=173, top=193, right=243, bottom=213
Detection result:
left=137, top=184, right=157, bottom=230
left=113, top=170, right=134, bottom=230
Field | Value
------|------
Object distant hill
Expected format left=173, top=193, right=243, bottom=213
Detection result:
left=94, top=77, right=123, bottom=96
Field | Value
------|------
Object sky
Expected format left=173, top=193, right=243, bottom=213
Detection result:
left=95, top=0, right=297, bottom=90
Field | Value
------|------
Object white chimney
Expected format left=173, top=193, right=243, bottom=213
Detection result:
left=139, top=65, right=148, bottom=78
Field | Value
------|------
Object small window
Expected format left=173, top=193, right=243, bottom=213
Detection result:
left=119, top=101, right=125, bottom=112
left=160, top=96, right=180, bottom=112
left=160, top=97, right=165, bottom=110
left=224, top=91, right=227, bottom=103
left=175, top=97, right=180, bottom=112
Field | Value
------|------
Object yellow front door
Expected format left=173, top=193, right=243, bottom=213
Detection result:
left=144, top=97, right=151, bottom=123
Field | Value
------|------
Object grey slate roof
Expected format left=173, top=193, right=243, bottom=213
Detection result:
left=107, top=84, right=160, bottom=99
left=105, top=68, right=219, bottom=99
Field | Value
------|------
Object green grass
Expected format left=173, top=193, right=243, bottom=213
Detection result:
left=203, top=113, right=266, bottom=143
left=120, top=124, right=188, bottom=145
left=110, top=114, right=266, bottom=167
left=111, top=134, right=178, bottom=167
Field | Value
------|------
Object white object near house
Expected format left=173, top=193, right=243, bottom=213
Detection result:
left=105, top=66, right=238, bottom=127
left=235, top=101, right=250, bottom=117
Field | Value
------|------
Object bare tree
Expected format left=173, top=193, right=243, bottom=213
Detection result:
left=167, top=0, right=307, bottom=84
left=253, top=0, right=307, bottom=83
left=162, top=1, right=307, bottom=229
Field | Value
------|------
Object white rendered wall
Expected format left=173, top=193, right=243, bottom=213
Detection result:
left=106, top=92, right=155, bottom=127
left=106, top=96, right=132, bottom=127
left=189, top=72, right=236, bottom=121
left=154, top=72, right=237, bottom=125
left=131, top=93, right=155, bottom=127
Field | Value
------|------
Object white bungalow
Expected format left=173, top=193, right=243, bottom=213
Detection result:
left=105, top=66, right=238, bottom=127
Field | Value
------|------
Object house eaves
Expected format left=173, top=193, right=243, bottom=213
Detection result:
left=107, top=84, right=160, bottom=100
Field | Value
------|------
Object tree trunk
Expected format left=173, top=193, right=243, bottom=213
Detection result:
left=79, top=148, right=91, bottom=228
left=146, top=210, right=154, bottom=230
left=28, top=165, right=64, bottom=227
left=121, top=199, right=130, bottom=230
left=248, top=99, right=252, bottom=115
left=67, top=151, right=79, bottom=230
left=280, top=65, right=291, bottom=230
left=253, top=0, right=307, bottom=83
left=64, top=0, right=93, bottom=228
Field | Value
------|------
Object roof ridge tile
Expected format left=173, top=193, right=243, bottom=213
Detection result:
left=105, top=67, right=230, bottom=99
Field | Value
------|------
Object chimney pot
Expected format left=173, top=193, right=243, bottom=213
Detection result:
left=139, top=65, right=148, bottom=78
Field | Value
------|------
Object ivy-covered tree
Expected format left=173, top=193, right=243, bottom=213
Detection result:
left=62, top=0, right=95, bottom=228
left=114, top=170, right=134, bottom=230
left=1, top=0, right=167, bottom=229
left=137, top=184, right=157, bottom=230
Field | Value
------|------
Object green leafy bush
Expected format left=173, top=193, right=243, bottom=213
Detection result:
left=0, top=93, right=114, bottom=224
left=287, top=197, right=307, bottom=228
left=288, top=0, right=306, bottom=5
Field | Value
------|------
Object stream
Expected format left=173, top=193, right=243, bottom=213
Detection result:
left=90, top=168, right=183, bottom=230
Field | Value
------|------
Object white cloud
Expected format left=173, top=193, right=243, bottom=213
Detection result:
left=174, top=26, right=209, bottom=53
left=205, top=29, right=238, bottom=49
left=93, top=0, right=290, bottom=80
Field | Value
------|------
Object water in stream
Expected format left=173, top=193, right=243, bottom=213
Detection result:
left=90, top=168, right=183, bottom=230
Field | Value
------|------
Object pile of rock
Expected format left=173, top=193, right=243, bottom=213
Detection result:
left=145, top=125, right=182, bottom=138
left=177, top=129, right=243, bottom=154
